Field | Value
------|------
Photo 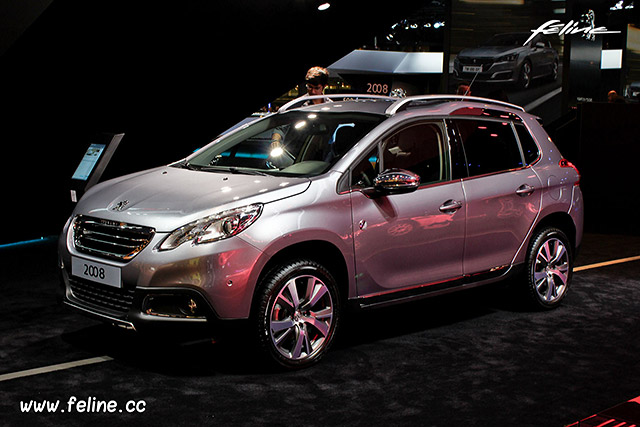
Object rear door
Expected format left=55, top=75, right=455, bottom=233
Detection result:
left=449, top=118, right=542, bottom=275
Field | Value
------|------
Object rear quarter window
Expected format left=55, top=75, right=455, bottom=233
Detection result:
left=515, top=123, right=541, bottom=165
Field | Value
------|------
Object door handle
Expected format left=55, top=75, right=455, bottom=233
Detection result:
left=516, top=184, right=535, bottom=197
left=439, top=199, right=462, bottom=213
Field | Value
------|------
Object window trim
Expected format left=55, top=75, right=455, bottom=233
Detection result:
left=340, top=115, right=542, bottom=194
left=513, top=122, right=542, bottom=166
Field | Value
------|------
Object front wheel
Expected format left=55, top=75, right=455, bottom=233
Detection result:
left=519, top=60, right=532, bottom=89
left=523, top=227, right=573, bottom=309
left=253, top=259, right=341, bottom=369
left=549, top=60, right=559, bottom=81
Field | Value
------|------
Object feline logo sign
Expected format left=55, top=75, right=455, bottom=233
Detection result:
left=525, top=10, right=620, bottom=45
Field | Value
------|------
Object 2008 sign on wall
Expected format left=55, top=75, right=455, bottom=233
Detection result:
left=366, top=82, right=389, bottom=95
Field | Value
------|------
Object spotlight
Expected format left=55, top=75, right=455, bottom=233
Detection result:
left=318, top=3, right=330, bottom=11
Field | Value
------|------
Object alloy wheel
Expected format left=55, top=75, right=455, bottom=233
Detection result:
left=268, top=274, right=335, bottom=362
left=551, top=61, right=558, bottom=81
left=532, top=237, right=569, bottom=303
left=521, top=61, right=532, bottom=89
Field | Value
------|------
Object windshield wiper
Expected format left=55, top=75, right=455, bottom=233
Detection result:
left=173, top=160, right=199, bottom=170
left=179, top=163, right=270, bottom=176
left=227, top=167, right=270, bottom=176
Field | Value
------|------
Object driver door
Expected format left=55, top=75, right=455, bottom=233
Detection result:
left=350, top=121, right=466, bottom=297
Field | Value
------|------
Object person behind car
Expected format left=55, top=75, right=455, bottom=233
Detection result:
left=607, top=90, right=626, bottom=103
left=270, top=66, right=331, bottom=158
left=456, top=83, right=471, bottom=96
left=304, top=66, right=330, bottom=104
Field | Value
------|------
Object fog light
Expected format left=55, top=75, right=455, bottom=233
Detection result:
left=184, top=298, right=198, bottom=316
left=143, top=295, right=206, bottom=319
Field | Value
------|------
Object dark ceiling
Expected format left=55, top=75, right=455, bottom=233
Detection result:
left=0, top=0, right=427, bottom=243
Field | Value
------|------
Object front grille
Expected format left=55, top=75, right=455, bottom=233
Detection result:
left=73, top=215, right=155, bottom=261
left=68, top=277, right=135, bottom=317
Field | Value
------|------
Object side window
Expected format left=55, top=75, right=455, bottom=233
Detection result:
left=453, top=119, right=524, bottom=177
left=515, top=123, right=540, bottom=165
left=351, top=146, right=379, bottom=188
left=381, top=123, right=446, bottom=185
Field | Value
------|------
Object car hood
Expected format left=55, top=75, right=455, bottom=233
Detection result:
left=458, top=46, right=521, bottom=58
left=75, top=166, right=311, bottom=231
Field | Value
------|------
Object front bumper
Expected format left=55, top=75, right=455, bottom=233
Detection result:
left=60, top=266, right=214, bottom=332
left=453, top=60, right=519, bottom=83
left=58, top=219, right=266, bottom=333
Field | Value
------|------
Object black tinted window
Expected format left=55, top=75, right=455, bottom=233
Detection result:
left=453, top=120, right=523, bottom=176
left=382, top=123, right=446, bottom=184
left=515, top=123, right=540, bottom=165
left=447, top=121, right=468, bottom=180
left=351, top=146, right=379, bottom=188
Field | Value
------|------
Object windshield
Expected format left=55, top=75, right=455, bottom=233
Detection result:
left=181, top=111, right=385, bottom=177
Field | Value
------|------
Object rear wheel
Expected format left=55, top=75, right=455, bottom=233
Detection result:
left=253, top=259, right=341, bottom=369
left=523, top=227, right=573, bottom=309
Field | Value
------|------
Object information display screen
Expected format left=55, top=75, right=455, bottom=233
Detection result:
left=72, top=143, right=107, bottom=181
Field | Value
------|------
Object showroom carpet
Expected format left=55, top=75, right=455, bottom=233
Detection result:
left=1, top=233, right=640, bottom=426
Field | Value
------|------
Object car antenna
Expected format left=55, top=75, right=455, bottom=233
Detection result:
left=465, top=70, right=480, bottom=96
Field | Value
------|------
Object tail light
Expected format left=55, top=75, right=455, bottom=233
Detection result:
left=559, top=158, right=580, bottom=186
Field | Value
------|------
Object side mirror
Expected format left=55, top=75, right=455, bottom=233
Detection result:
left=373, top=169, right=420, bottom=195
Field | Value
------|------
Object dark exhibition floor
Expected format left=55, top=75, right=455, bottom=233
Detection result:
left=2, top=232, right=640, bottom=426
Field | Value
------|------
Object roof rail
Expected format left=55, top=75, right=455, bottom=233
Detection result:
left=385, top=95, right=526, bottom=116
left=279, top=94, right=394, bottom=113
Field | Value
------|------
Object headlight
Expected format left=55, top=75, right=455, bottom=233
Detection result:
left=498, top=53, right=518, bottom=62
left=158, top=204, right=263, bottom=251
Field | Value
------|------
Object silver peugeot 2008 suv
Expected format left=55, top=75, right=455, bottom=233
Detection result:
left=58, top=94, right=583, bottom=369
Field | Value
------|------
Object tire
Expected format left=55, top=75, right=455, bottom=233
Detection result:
left=549, top=60, right=559, bottom=82
left=253, top=259, right=341, bottom=369
left=519, top=60, right=532, bottom=89
left=523, top=227, right=573, bottom=309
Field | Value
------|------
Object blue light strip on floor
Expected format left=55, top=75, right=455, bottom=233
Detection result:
left=0, top=236, right=57, bottom=249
